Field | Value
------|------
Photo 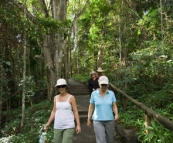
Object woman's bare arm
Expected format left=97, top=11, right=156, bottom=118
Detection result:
left=87, top=103, right=94, bottom=127
left=71, top=95, right=81, bottom=134
left=112, top=102, right=119, bottom=121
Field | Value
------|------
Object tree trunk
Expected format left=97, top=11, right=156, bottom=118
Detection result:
left=21, top=0, right=27, bottom=127
left=97, top=47, right=104, bottom=67
left=64, top=40, right=68, bottom=80
left=41, top=0, right=68, bottom=98
left=41, top=34, right=56, bottom=99
left=0, top=65, right=2, bottom=127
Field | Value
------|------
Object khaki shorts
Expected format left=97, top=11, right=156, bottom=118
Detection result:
left=53, top=128, right=75, bottom=143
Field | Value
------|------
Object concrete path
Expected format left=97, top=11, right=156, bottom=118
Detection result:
left=73, top=123, right=96, bottom=143
left=68, top=78, right=96, bottom=143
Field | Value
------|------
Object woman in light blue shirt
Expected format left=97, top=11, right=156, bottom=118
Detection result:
left=87, top=76, right=119, bottom=143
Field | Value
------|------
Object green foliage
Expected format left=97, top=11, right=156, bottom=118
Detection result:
left=0, top=100, right=53, bottom=143
left=72, top=75, right=90, bottom=84
left=138, top=83, right=173, bottom=110
left=138, top=120, right=173, bottom=143
left=1, top=0, right=173, bottom=142
left=118, top=105, right=144, bottom=130
left=8, top=134, right=34, bottom=143
left=45, top=130, right=54, bottom=143
left=38, top=17, right=71, bottom=31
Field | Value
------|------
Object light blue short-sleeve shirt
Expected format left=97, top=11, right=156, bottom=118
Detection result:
left=90, top=89, right=116, bottom=121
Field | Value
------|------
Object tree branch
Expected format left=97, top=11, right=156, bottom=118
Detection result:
left=9, top=0, right=36, bottom=23
left=73, top=0, right=90, bottom=21
left=39, top=0, right=49, bottom=18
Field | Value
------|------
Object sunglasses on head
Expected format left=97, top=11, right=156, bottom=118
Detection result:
left=101, top=84, right=108, bottom=86
left=57, top=85, right=66, bottom=88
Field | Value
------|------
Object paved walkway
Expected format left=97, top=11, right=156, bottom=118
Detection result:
left=68, top=78, right=96, bottom=143
left=68, top=78, right=90, bottom=110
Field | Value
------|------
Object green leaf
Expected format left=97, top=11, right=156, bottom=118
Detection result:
left=5, top=61, right=11, bottom=66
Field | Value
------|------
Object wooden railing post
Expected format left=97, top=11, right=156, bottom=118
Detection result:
left=144, top=113, right=151, bottom=134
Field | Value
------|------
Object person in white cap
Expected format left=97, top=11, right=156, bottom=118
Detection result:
left=44, top=78, right=81, bottom=143
left=88, top=71, right=99, bottom=96
left=96, top=67, right=105, bottom=78
left=87, top=76, right=119, bottom=143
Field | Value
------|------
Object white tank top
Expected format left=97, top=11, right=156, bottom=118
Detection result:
left=54, top=95, right=75, bottom=129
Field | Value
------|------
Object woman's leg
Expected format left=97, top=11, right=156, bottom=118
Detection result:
left=62, top=128, right=75, bottom=143
left=93, top=121, right=106, bottom=143
left=54, top=129, right=63, bottom=143
left=105, top=120, right=115, bottom=143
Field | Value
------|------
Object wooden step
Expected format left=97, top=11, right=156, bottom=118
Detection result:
left=78, top=110, right=88, bottom=115
left=69, top=85, right=88, bottom=87
left=79, top=114, right=88, bottom=122
left=70, top=92, right=90, bottom=96
left=69, top=87, right=89, bottom=90
left=69, top=89, right=89, bottom=92
left=69, top=88, right=89, bottom=92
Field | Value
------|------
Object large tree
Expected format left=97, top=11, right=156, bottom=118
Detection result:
left=10, top=0, right=69, bottom=99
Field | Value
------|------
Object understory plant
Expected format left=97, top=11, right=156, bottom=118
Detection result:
left=0, top=100, right=53, bottom=143
left=138, top=120, right=173, bottom=143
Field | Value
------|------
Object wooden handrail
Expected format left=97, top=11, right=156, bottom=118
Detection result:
left=109, top=82, right=173, bottom=131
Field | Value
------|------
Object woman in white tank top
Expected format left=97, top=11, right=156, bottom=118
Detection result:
left=44, top=78, right=81, bottom=143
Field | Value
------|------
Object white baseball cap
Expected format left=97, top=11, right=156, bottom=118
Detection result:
left=55, top=78, right=69, bottom=87
left=98, top=76, right=109, bottom=84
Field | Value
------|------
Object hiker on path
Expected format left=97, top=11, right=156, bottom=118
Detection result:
left=44, top=78, right=81, bottom=143
left=88, top=71, right=99, bottom=96
left=96, top=67, right=105, bottom=78
left=87, top=76, right=119, bottom=143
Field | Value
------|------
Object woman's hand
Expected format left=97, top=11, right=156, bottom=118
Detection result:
left=44, top=124, right=49, bottom=130
left=114, top=114, right=119, bottom=121
left=76, top=125, right=81, bottom=134
left=87, top=119, right=91, bottom=127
